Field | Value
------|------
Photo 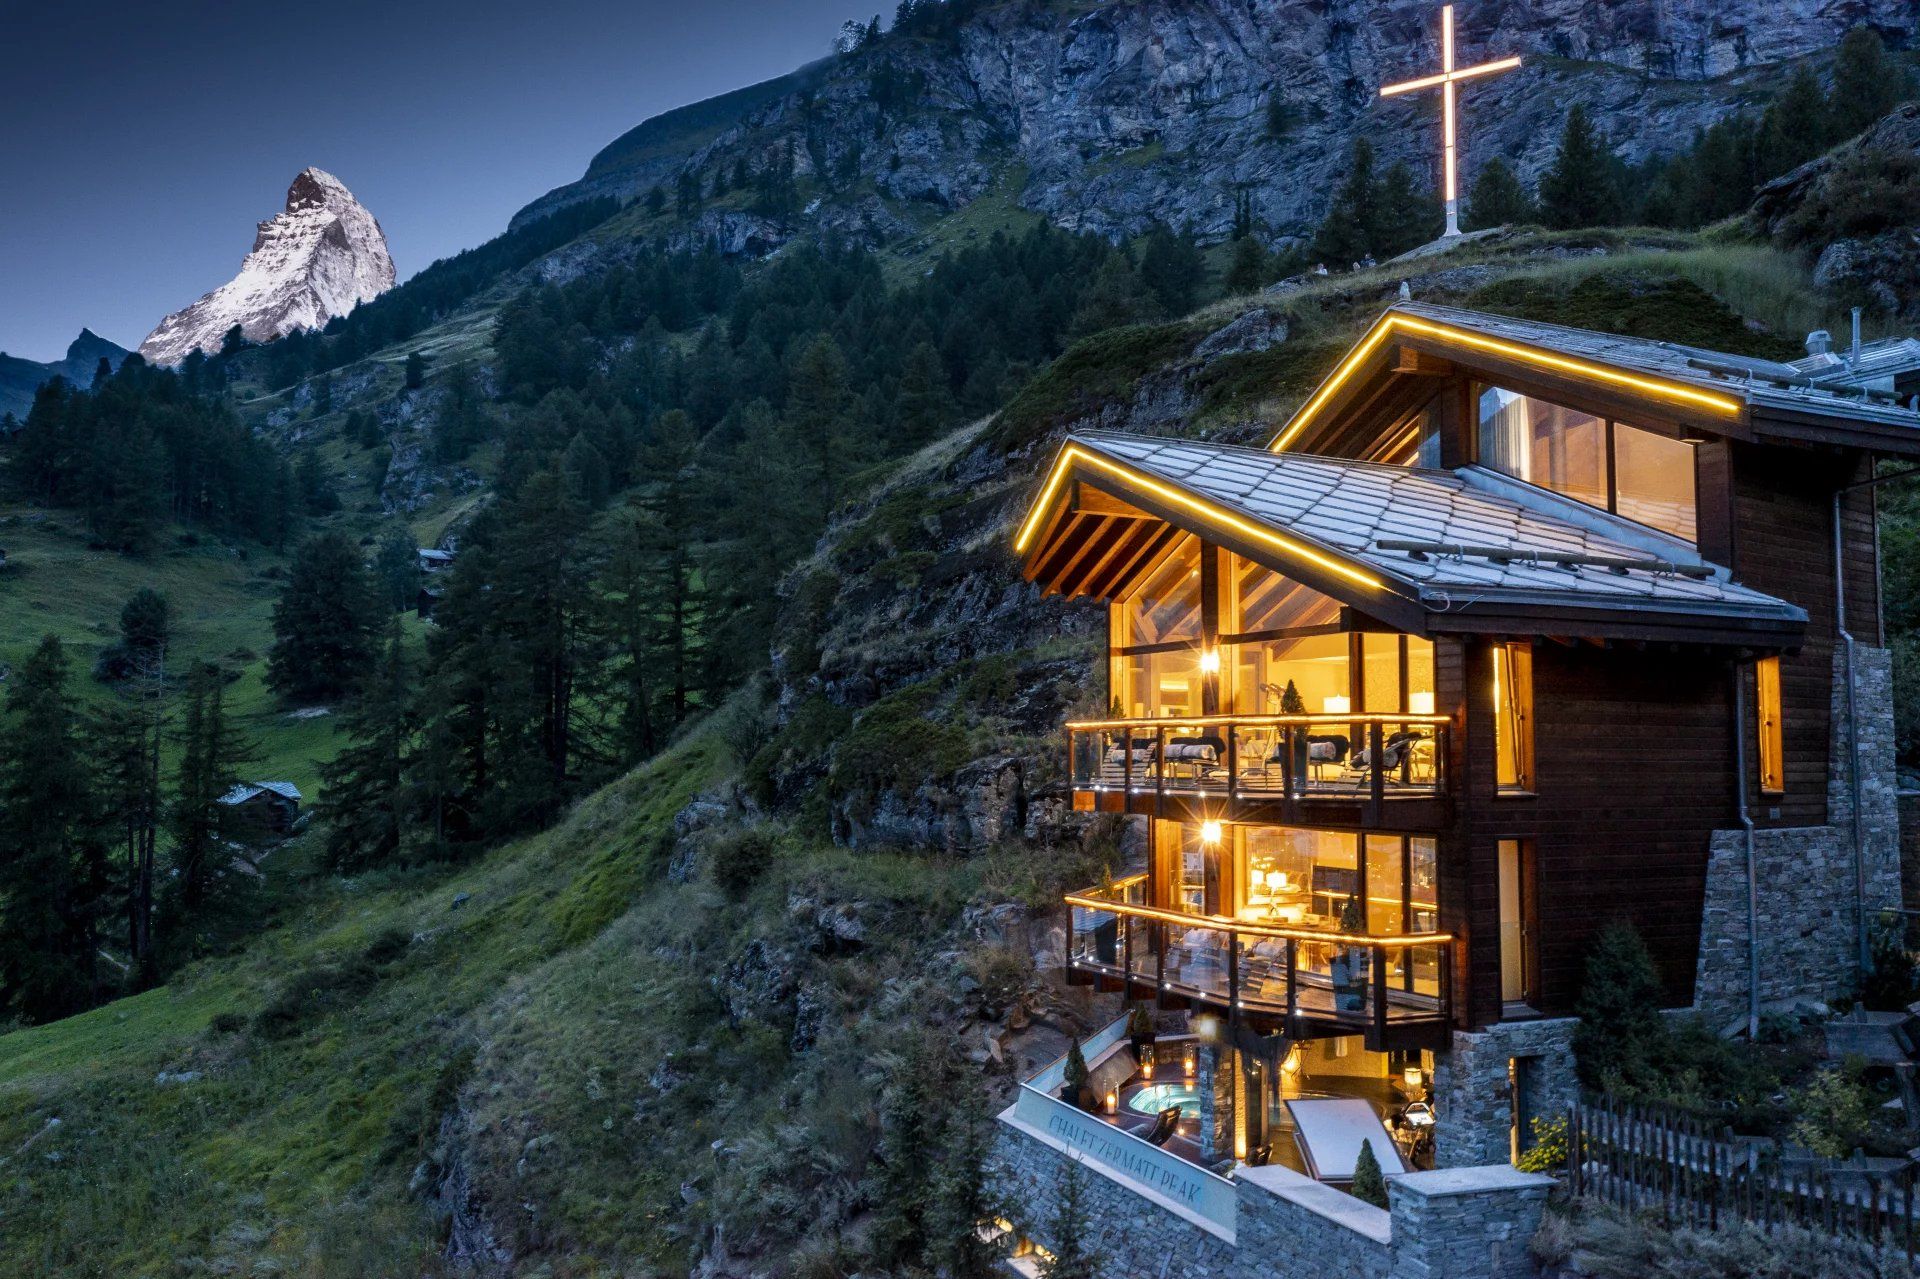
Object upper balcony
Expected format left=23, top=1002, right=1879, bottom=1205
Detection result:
left=1067, top=713, right=1452, bottom=829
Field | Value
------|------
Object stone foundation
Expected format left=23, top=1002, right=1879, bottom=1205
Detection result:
left=1430, top=1019, right=1578, bottom=1170
left=1694, top=646, right=1903, bottom=1027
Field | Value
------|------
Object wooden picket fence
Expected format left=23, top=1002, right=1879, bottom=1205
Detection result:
left=1567, top=1095, right=1920, bottom=1260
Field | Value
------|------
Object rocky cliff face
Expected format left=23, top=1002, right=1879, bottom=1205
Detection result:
left=521, top=0, right=1918, bottom=250
left=139, top=168, right=395, bottom=367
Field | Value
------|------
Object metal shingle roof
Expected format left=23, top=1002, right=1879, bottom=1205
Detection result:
left=1074, top=431, right=1805, bottom=624
left=1393, top=303, right=1920, bottom=432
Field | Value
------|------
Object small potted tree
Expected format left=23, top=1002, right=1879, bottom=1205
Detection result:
left=1280, top=680, right=1310, bottom=790
left=1329, top=896, right=1370, bottom=1013
left=1126, top=1003, right=1157, bottom=1063
left=1060, top=1039, right=1097, bottom=1110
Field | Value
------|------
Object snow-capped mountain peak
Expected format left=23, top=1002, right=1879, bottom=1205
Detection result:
left=139, top=167, right=395, bottom=366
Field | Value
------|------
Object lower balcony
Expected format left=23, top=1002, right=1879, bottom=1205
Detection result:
left=1065, top=877, right=1453, bottom=1052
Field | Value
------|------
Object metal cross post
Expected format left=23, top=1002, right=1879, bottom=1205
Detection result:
left=1379, top=5, right=1520, bottom=238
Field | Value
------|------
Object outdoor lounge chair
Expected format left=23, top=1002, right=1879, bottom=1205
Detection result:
left=1343, top=731, right=1426, bottom=788
left=1145, top=1105, right=1183, bottom=1146
left=1160, top=735, right=1226, bottom=781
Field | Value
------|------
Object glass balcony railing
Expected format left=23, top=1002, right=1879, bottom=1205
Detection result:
left=1068, top=715, right=1451, bottom=808
left=1066, top=880, right=1453, bottom=1042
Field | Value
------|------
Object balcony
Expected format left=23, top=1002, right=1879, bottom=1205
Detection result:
left=1065, top=877, right=1453, bottom=1052
left=1067, top=714, right=1451, bottom=828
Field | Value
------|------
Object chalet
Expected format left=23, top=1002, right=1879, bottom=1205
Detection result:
left=418, top=547, right=455, bottom=573
left=218, top=781, right=302, bottom=836
left=996, top=302, right=1909, bottom=1242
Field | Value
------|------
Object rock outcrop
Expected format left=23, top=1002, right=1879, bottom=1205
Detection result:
left=0, top=328, right=131, bottom=421
left=139, top=168, right=395, bottom=366
left=518, top=0, right=1918, bottom=250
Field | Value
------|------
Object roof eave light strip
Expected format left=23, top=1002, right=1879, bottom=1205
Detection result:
left=1272, top=315, right=1747, bottom=454
left=1012, top=445, right=1386, bottom=592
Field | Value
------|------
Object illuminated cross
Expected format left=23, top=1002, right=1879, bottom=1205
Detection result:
left=1380, top=5, right=1521, bottom=239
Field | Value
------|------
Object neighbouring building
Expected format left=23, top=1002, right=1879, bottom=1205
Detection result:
left=994, top=302, right=1907, bottom=1269
left=218, top=781, right=303, bottom=836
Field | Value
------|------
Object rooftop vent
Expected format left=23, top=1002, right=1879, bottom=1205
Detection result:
left=1807, top=330, right=1833, bottom=357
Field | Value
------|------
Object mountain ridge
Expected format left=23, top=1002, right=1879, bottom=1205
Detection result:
left=0, top=328, right=131, bottom=422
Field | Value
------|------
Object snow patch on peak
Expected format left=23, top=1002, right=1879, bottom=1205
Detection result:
left=139, top=170, right=395, bottom=367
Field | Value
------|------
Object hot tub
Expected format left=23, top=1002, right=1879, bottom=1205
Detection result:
left=1127, top=1082, right=1202, bottom=1118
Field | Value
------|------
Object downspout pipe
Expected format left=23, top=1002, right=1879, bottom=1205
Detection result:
left=1731, top=667, right=1759, bottom=1042
left=1833, top=463, right=1920, bottom=977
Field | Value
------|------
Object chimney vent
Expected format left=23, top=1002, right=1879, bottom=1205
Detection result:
left=1807, top=330, right=1832, bottom=356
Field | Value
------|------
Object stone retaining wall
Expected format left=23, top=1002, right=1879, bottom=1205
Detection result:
left=996, top=1112, right=1553, bottom=1279
left=1430, top=1019, right=1578, bottom=1170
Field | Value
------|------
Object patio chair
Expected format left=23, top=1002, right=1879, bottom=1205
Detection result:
left=1145, top=1105, right=1183, bottom=1146
left=1343, top=731, right=1426, bottom=789
left=1161, top=734, right=1226, bottom=782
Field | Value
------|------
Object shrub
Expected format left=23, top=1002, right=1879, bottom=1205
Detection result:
left=708, top=826, right=780, bottom=901
left=1777, top=146, right=1920, bottom=250
left=206, top=1011, right=246, bottom=1037
left=1061, top=1039, right=1089, bottom=1101
left=1573, top=921, right=1667, bottom=1090
left=1787, top=1063, right=1877, bottom=1158
left=964, top=945, right=1029, bottom=1017
left=251, top=959, right=378, bottom=1038
left=1859, top=919, right=1919, bottom=1011
left=1515, top=1114, right=1568, bottom=1174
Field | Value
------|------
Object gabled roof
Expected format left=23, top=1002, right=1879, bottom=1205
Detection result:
left=1274, top=303, right=1920, bottom=456
left=1018, top=431, right=1806, bottom=646
left=219, top=781, right=302, bottom=806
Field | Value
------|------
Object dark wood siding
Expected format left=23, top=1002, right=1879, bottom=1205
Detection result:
left=1458, top=640, right=1736, bottom=1025
left=1728, top=445, right=1878, bottom=828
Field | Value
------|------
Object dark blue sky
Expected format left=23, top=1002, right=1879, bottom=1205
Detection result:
left=0, top=0, right=874, bottom=361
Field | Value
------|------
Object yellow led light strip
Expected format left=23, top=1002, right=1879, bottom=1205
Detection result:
left=1062, top=891, right=1452, bottom=949
left=1011, top=445, right=1387, bottom=592
left=1270, top=314, right=1746, bottom=454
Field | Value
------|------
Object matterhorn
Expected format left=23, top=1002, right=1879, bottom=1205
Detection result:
left=139, top=168, right=394, bottom=366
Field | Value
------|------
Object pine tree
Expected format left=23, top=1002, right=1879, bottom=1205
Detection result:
left=1311, top=137, right=1382, bottom=264
left=1760, top=66, right=1834, bottom=177
left=872, top=1036, right=945, bottom=1262
left=1465, top=157, right=1534, bottom=230
left=0, top=636, right=112, bottom=1021
left=372, top=525, right=421, bottom=613
left=404, top=350, right=427, bottom=390
left=1039, top=1159, right=1101, bottom=1279
left=1373, top=160, right=1442, bottom=256
left=318, top=620, right=412, bottom=871
left=1223, top=235, right=1270, bottom=295
left=433, top=362, right=489, bottom=462
left=1068, top=253, right=1159, bottom=338
left=1572, top=920, right=1667, bottom=1090
left=267, top=530, right=381, bottom=704
left=1539, top=104, right=1623, bottom=229
left=1351, top=1138, right=1389, bottom=1207
left=1831, top=27, right=1904, bottom=139
left=1138, top=223, right=1206, bottom=317
left=895, top=340, right=953, bottom=446
left=786, top=334, right=855, bottom=524
left=166, top=662, right=255, bottom=917
left=92, top=684, right=163, bottom=980
left=926, top=1064, right=1005, bottom=1278
left=120, top=587, right=170, bottom=669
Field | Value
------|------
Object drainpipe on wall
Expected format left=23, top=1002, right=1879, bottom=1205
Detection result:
left=1731, top=667, right=1759, bottom=1042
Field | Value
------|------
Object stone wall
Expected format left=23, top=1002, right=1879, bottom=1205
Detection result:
left=995, top=1113, right=1553, bottom=1279
left=1898, top=792, right=1920, bottom=918
left=1694, top=647, right=1903, bottom=1027
left=1430, top=1019, right=1579, bottom=1170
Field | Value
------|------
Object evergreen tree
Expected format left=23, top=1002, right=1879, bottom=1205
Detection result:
left=404, top=350, right=427, bottom=390
left=1373, top=160, right=1442, bottom=256
left=166, top=662, right=255, bottom=917
left=1068, top=254, right=1159, bottom=338
left=318, top=620, right=412, bottom=871
left=926, top=1063, right=1005, bottom=1278
left=1831, top=27, right=1905, bottom=139
left=267, top=530, right=381, bottom=704
left=1572, top=920, right=1668, bottom=1090
left=372, top=524, right=421, bottom=613
left=1351, top=1138, right=1389, bottom=1208
left=1138, top=223, right=1206, bottom=317
left=93, top=676, right=164, bottom=979
left=872, top=1036, right=945, bottom=1262
left=895, top=340, right=953, bottom=446
left=786, top=334, right=855, bottom=524
left=0, top=637, right=112, bottom=1021
left=1760, top=65, right=1835, bottom=176
left=294, top=447, right=339, bottom=515
left=1539, top=104, right=1623, bottom=229
left=1039, top=1159, right=1101, bottom=1279
left=1311, top=137, right=1382, bottom=264
left=119, top=587, right=171, bottom=669
left=1465, top=157, right=1534, bottom=230
left=1223, top=234, right=1270, bottom=295
left=219, top=324, right=247, bottom=357
left=433, top=362, right=490, bottom=462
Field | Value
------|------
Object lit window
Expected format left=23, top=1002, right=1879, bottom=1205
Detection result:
left=1613, top=423, right=1697, bottom=543
left=1756, top=657, right=1784, bottom=794
left=1493, top=642, right=1534, bottom=793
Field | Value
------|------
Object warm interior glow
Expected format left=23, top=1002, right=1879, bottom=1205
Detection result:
left=1321, top=694, right=1351, bottom=715
left=1756, top=656, right=1785, bottom=794
left=1409, top=690, right=1436, bottom=715
left=1200, top=819, right=1224, bottom=845
left=1199, top=647, right=1221, bottom=674
left=1403, top=1066, right=1425, bottom=1090
left=1271, top=314, right=1745, bottom=454
left=1281, top=1045, right=1303, bottom=1075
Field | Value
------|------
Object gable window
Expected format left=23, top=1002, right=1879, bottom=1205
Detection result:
left=1493, top=641, right=1534, bottom=794
left=1476, top=385, right=1698, bottom=543
left=1756, top=656, right=1784, bottom=794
